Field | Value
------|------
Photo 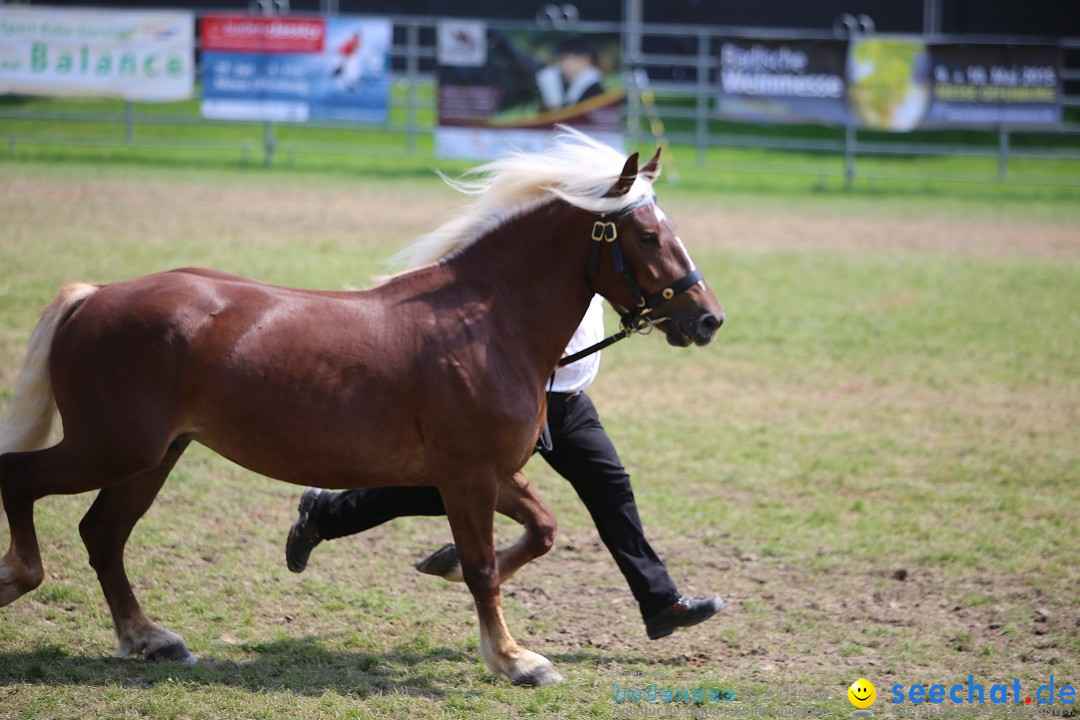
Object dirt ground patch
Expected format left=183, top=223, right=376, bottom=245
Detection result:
left=1, top=169, right=1076, bottom=716
left=3, top=174, right=1078, bottom=262
left=0, top=175, right=459, bottom=256
left=663, top=197, right=1080, bottom=259
left=497, top=529, right=1078, bottom=682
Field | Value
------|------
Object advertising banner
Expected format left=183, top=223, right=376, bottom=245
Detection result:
left=845, top=36, right=929, bottom=130
left=718, top=35, right=1062, bottom=131
left=200, top=14, right=391, bottom=123
left=848, top=38, right=1061, bottom=130
left=922, top=43, right=1061, bottom=128
left=716, top=39, right=849, bottom=126
left=436, top=22, right=624, bottom=158
left=0, top=6, right=194, bottom=101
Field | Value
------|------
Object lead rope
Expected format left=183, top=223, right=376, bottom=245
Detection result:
left=557, top=328, right=630, bottom=367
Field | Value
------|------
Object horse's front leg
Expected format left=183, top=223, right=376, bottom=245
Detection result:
left=439, top=472, right=562, bottom=687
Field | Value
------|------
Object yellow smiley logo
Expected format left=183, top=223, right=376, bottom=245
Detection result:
left=848, top=678, right=877, bottom=709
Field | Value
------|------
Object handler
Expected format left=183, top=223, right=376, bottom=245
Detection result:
left=285, top=295, right=724, bottom=640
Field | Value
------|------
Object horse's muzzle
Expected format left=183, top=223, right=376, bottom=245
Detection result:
left=660, top=310, right=723, bottom=347
left=694, top=311, right=724, bottom=345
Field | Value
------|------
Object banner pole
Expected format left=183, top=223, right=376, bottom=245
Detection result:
left=844, top=123, right=856, bottom=190
left=623, top=0, right=643, bottom=148
left=406, top=22, right=419, bottom=156
left=923, top=0, right=942, bottom=37
left=998, top=126, right=1009, bottom=180
left=124, top=102, right=135, bottom=145
left=695, top=30, right=709, bottom=168
left=263, top=121, right=276, bottom=166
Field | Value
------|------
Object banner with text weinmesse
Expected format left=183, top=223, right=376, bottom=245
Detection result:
left=200, top=14, right=391, bottom=123
left=717, top=36, right=1061, bottom=131
left=435, top=21, right=624, bottom=158
left=0, top=6, right=194, bottom=101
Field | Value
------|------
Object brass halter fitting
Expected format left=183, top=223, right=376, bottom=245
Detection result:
left=591, top=220, right=617, bottom=243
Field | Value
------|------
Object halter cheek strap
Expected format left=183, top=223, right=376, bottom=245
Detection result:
left=559, top=210, right=703, bottom=368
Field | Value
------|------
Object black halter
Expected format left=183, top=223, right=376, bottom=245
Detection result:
left=558, top=205, right=703, bottom=368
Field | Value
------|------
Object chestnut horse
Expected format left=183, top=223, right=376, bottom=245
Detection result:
left=0, top=131, right=723, bottom=685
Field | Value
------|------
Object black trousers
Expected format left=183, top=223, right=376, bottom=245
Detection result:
left=311, top=391, right=680, bottom=618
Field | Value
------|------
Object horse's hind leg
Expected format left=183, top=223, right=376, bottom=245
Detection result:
left=493, top=473, right=557, bottom=581
left=1, top=437, right=172, bottom=607
left=440, top=474, right=562, bottom=686
left=79, top=439, right=195, bottom=663
left=420, top=472, right=556, bottom=584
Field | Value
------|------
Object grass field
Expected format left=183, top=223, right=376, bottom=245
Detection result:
left=0, top=155, right=1078, bottom=720
left=4, top=92, right=1080, bottom=199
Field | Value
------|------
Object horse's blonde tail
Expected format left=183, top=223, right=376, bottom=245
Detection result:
left=0, top=283, right=98, bottom=529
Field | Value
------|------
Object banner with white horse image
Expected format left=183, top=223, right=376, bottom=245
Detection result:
left=200, top=14, right=391, bottom=123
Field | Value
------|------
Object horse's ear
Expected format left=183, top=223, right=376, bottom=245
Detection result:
left=640, top=147, right=662, bottom=182
left=606, top=152, right=639, bottom=197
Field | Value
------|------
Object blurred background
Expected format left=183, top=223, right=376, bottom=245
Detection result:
left=1, top=0, right=1078, bottom=188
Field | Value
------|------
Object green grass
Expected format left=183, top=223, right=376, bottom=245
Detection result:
left=3, top=87, right=1080, bottom=201
left=0, top=159, right=1077, bottom=718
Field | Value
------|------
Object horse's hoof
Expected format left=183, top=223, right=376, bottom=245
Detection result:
left=415, top=543, right=460, bottom=579
left=0, top=558, right=40, bottom=607
left=146, top=641, right=197, bottom=664
left=0, top=582, right=29, bottom=607
left=511, top=663, right=563, bottom=687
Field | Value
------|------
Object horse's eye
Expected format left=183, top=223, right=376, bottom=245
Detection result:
left=640, top=233, right=660, bottom=246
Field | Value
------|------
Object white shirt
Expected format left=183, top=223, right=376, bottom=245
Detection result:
left=564, top=65, right=604, bottom=105
left=551, top=295, right=605, bottom=393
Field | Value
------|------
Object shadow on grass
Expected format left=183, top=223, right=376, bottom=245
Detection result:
left=0, top=639, right=688, bottom=697
left=0, top=637, right=472, bottom=699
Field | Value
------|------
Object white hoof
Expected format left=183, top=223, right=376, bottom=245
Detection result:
left=509, top=650, right=563, bottom=687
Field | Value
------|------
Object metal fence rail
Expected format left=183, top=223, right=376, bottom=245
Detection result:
left=1, top=12, right=1078, bottom=187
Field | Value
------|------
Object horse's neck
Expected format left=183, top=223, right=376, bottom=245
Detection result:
left=449, top=200, right=595, bottom=385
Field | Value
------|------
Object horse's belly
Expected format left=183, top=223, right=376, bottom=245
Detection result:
left=194, top=426, right=427, bottom=489
left=187, top=350, right=430, bottom=488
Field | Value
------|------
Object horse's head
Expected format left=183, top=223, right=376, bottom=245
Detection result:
left=588, top=149, right=724, bottom=347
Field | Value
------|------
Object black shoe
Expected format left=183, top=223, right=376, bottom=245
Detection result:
left=286, top=488, right=323, bottom=574
left=644, top=595, right=725, bottom=640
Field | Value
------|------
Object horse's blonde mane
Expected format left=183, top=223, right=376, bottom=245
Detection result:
left=391, top=128, right=657, bottom=271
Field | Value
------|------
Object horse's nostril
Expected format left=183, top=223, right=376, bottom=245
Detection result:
left=701, top=313, right=723, bottom=331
